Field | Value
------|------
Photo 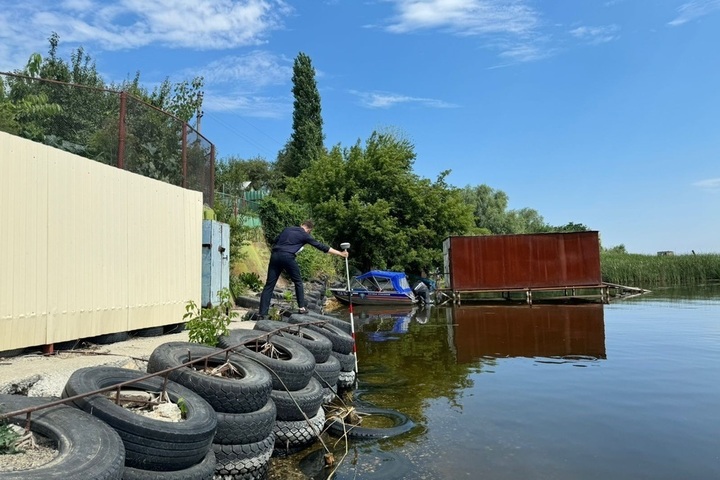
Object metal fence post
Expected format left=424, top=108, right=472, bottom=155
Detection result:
left=117, top=91, right=126, bottom=169
left=182, top=122, right=188, bottom=188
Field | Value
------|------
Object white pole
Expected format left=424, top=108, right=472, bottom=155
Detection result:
left=340, top=243, right=359, bottom=374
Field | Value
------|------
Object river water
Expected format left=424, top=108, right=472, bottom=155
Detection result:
left=287, top=287, right=720, bottom=480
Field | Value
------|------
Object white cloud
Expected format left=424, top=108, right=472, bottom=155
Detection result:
left=382, top=1, right=554, bottom=64
left=569, top=24, right=620, bottom=44
left=184, top=50, right=294, bottom=117
left=0, top=0, right=293, bottom=56
left=498, top=41, right=552, bottom=62
left=693, top=178, right=720, bottom=189
left=385, top=0, right=539, bottom=35
left=192, top=51, right=292, bottom=88
left=668, top=0, right=720, bottom=26
left=350, top=90, right=457, bottom=109
left=203, top=90, right=291, bottom=118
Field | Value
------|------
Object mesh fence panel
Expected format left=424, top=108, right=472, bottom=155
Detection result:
left=1, top=72, right=214, bottom=205
left=186, top=126, right=213, bottom=204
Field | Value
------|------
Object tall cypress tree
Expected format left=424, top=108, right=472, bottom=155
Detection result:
left=276, top=52, right=325, bottom=179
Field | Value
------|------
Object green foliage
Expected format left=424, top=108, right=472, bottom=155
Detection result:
left=2, top=33, right=205, bottom=182
left=604, top=244, right=627, bottom=254
left=460, top=184, right=589, bottom=234
left=288, top=130, right=474, bottom=274
left=228, top=274, right=247, bottom=301
left=213, top=193, right=250, bottom=268
left=296, top=241, right=338, bottom=280
left=276, top=52, right=325, bottom=179
left=547, top=222, right=590, bottom=233
left=183, top=289, right=237, bottom=346
left=216, top=156, right=279, bottom=192
left=176, top=397, right=188, bottom=420
left=601, top=252, right=720, bottom=287
left=238, top=272, right=263, bottom=291
left=0, top=419, right=21, bottom=455
left=257, top=195, right=309, bottom=245
left=461, top=184, right=548, bottom=234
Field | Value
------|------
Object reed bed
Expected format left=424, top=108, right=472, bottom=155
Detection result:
left=601, top=252, right=720, bottom=288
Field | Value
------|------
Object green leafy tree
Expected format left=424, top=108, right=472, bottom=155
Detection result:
left=257, top=195, right=309, bottom=245
left=289, top=131, right=474, bottom=274
left=276, top=52, right=324, bottom=179
left=12, top=33, right=108, bottom=148
left=461, top=184, right=582, bottom=235
left=461, top=184, right=516, bottom=234
left=216, top=156, right=278, bottom=193
left=546, top=221, right=590, bottom=233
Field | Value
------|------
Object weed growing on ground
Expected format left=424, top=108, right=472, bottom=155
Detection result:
left=184, top=288, right=238, bottom=346
left=0, top=418, right=21, bottom=455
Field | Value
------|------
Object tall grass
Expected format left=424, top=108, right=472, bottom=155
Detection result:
left=601, top=252, right=720, bottom=288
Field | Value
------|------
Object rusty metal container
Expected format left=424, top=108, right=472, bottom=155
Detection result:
left=443, top=232, right=601, bottom=291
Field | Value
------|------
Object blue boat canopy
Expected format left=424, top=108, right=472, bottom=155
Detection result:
left=355, top=270, right=413, bottom=294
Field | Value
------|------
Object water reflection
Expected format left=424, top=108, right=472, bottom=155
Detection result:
left=450, top=304, right=606, bottom=363
left=353, top=305, right=418, bottom=341
left=269, top=295, right=720, bottom=480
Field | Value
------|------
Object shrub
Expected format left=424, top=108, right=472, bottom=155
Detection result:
left=183, top=288, right=238, bottom=346
left=238, top=272, right=263, bottom=291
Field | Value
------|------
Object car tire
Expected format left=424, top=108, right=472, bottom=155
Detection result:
left=0, top=394, right=125, bottom=480
left=61, top=366, right=217, bottom=472
left=147, top=342, right=272, bottom=414
left=217, top=330, right=315, bottom=391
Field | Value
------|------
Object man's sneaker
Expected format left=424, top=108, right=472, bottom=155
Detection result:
left=298, top=307, right=308, bottom=314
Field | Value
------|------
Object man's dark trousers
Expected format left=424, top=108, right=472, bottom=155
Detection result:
left=259, top=251, right=305, bottom=315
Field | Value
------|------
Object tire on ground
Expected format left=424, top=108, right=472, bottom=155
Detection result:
left=214, top=399, right=276, bottom=445
left=147, top=342, right=272, bottom=414
left=120, top=449, right=216, bottom=480
left=305, top=311, right=352, bottom=334
left=131, top=326, right=165, bottom=338
left=288, top=314, right=354, bottom=354
left=313, top=354, right=341, bottom=389
left=61, top=366, right=217, bottom=472
left=330, top=350, right=356, bottom=373
left=326, top=407, right=415, bottom=439
left=91, top=332, right=130, bottom=345
left=0, top=394, right=125, bottom=480
left=337, top=370, right=357, bottom=389
left=212, top=434, right=274, bottom=477
left=217, top=330, right=315, bottom=391
left=271, top=377, right=324, bottom=421
left=253, top=320, right=332, bottom=363
left=273, top=408, right=326, bottom=451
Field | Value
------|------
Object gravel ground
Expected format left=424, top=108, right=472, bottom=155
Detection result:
left=0, top=425, right=58, bottom=472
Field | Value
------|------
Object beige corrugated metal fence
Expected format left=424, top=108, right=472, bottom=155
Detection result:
left=0, top=132, right=203, bottom=351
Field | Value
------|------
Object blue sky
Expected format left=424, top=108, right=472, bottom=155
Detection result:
left=1, top=0, right=718, bottom=254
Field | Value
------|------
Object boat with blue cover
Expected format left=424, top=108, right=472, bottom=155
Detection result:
left=330, top=270, right=417, bottom=305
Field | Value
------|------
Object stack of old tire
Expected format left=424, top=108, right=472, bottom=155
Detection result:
left=146, top=342, right=275, bottom=480
left=61, top=366, right=218, bottom=479
left=217, top=329, right=325, bottom=455
left=289, top=312, right=357, bottom=390
left=252, top=319, right=341, bottom=405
